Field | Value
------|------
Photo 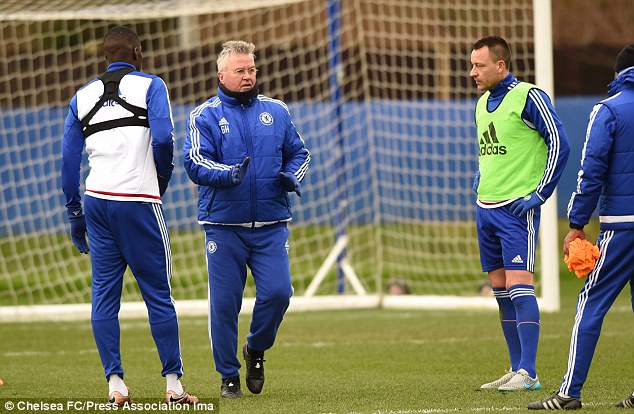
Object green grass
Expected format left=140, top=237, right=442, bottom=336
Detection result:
left=0, top=219, right=628, bottom=413
left=0, top=273, right=631, bottom=414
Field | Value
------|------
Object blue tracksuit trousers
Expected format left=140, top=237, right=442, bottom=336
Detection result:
left=559, top=229, right=634, bottom=397
left=85, top=196, right=183, bottom=380
left=203, top=223, right=292, bottom=379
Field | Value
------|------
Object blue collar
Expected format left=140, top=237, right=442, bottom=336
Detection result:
left=217, top=85, right=258, bottom=107
left=106, top=62, right=137, bottom=72
left=608, top=68, right=634, bottom=96
left=489, top=73, right=518, bottom=97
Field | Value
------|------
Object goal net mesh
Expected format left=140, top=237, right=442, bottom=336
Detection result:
left=0, top=0, right=540, bottom=310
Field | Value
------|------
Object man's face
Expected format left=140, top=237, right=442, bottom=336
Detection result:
left=218, top=53, right=257, bottom=93
left=470, top=46, right=505, bottom=92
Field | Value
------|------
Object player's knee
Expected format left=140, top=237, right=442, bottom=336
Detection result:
left=147, top=306, right=177, bottom=325
left=264, top=286, right=292, bottom=308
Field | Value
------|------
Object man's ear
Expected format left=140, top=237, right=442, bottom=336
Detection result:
left=132, top=46, right=143, bottom=70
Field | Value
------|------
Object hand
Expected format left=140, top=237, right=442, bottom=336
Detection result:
left=472, top=171, right=480, bottom=195
left=279, top=172, right=302, bottom=196
left=158, top=174, right=171, bottom=197
left=230, top=157, right=250, bottom=185
left=509, top=192, right=544, bottom=217
left=563, top=228, right=586, bottom=256
left=68, top=210, right=89, bottom=254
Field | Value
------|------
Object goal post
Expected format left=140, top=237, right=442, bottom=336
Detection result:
left=0, top=0, right=559, bottom=321
left=533, top=0, right=560, bottom=313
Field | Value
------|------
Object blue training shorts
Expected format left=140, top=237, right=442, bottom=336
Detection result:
left=476, top=204, right=541, bottom=273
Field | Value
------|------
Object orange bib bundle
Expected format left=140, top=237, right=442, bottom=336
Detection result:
left=564, top=238, right=600, bottom=278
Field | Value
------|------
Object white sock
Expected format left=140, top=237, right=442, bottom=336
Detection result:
left=166, top=373, right=183, bottom=395
left=557, top=392, right=570, bottom=398
left=108, top=374, right=128, bottom=396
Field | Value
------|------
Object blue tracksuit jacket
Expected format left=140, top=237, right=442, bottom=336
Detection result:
left=184, top=87, right=310, bottom=226
left=567, top=69, right=634, bottom=229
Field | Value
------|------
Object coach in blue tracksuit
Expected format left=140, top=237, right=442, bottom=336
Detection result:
left=529, top=45, right=634, bottom=410
left=184, top=40, right=310, bottom=399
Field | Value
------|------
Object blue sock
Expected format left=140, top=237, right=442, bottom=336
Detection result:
left=493, top=288, right=521, bottom=372
left=509, top=284, right=540, bottom=378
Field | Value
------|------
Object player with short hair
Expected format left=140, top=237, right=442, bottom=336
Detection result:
left=528, top=43, right=634, bottom=411
left=184, top=40, right=310, bottom=398
left=470, top=36, right=570, bottom=392
left=61, top=25, right=197, bottom=405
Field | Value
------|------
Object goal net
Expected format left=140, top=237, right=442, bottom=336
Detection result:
left=0, top=0, right=558, bottom=320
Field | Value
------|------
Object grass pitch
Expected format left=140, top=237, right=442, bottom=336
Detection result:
left=0, top=273, right=632, bottom=414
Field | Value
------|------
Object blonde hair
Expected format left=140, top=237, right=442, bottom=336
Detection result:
left=217, top=40, right=256, bottom=72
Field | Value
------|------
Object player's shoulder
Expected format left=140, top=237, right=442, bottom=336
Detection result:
left=128, top=70, right=160, bottom=80
left=514, top=81, right=548, bottom=98
left=77, top=77, right=101, bottom=92
left=75, top=77, right=104, bottom=106
left=600, top=88, right=630, bottom=107
left=512, top=81, right=553, bottom=108
left=509, top=80, right=539, bottom=95
left=128, top=71, right=167, bottom=89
